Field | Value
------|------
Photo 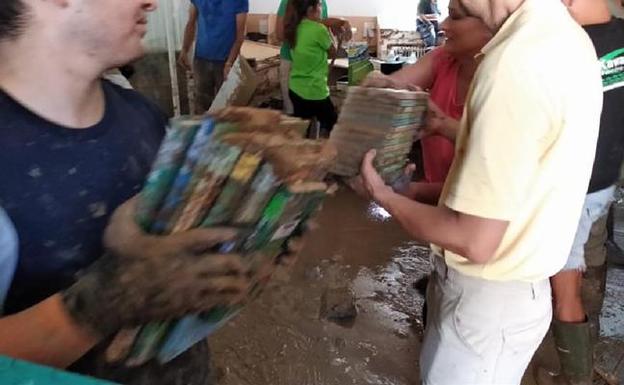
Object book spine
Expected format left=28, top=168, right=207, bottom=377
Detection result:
left=156, top=306, right=240, bottom=364
left=123, top=120, right=219, bottom=364
left=124, top=321, right=172, bottom=367
left=201, top=152, right=263, bottom=226
left=172, top=143, right=242, bottom=233
left=151, top=119, right=216, bottom=234
left=104, top=327, right=142, bottom=364
left=135, top=119, right=201, bottom=230
left=242, top=187, right=294, bottom=253
left=232, top=164, right=279, bottom=226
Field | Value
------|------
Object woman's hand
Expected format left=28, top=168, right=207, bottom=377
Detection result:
left=420, top=100, right=460, bottom=142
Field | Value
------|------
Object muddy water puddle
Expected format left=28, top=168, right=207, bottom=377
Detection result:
left=210, top=189, right=624, bottom=385
left=211, top=190, right=430, bottom=385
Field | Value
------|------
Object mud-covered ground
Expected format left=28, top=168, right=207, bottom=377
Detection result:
left=210, top=189, right=624, bottom=385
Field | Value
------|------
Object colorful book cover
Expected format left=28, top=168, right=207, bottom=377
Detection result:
left=232, top=164, right=279, bottom=225
left=155, top=184, right=327, bottom=364
left=172, top=143, right=242, bottom=233
left=151, top=119, right=216, bottom=234
left=124, top=120, right=221, bottom=363
left=156, top=306, right=241, bottom=364
left=135, top=117, right=202, bottom=230
left=105, top=327, right=142, bottom=364
left=125, top=321, right=172, bottom=367
left=202, top=152, right=263, bottom=226
left=243, top=184, right=327, bottom=272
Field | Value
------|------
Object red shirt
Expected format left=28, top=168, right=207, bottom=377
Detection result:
left=420, top=48, right=464, bottom=183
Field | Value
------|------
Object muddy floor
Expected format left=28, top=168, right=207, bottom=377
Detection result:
left=210, top=189, right=624, bottom=385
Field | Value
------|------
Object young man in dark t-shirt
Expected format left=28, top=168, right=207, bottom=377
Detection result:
left=0, top=1, right=254, bottom=384
left=538, top=1, right=624, bottom=384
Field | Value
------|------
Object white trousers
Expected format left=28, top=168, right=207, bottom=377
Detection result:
left=420, top=257, right=552, bottom=385
left=280, top=59, right=294, bottom=115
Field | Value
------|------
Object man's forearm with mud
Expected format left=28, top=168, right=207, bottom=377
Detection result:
left=0, top=295, right=99, bottom=368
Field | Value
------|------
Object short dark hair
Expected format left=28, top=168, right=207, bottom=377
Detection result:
left=0, top=0, right=29, bottom=41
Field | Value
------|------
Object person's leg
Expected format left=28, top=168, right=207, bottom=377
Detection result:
left=288, top=90, right=314, bottom=120
left=280, top=60, right=294, bottom=115
left=551, top=271, right=585, bottom=323
left=194, top=58, right=212, bottom=113
left=212, top=61, right=225, bottom=99
left=537, top=186, right=615, bottom=385
left=194, top=59, right=223, bottom=113
left=315, top=97, right=338, bottom=134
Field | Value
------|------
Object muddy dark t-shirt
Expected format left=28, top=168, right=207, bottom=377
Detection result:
left=0, top=80, right=216, bottom=385
left=585, top=18, right=624, bottom=193
left=0, top=80, right=165, bottom=313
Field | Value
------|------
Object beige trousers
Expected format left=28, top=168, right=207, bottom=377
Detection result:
left=420, top=257, right=552, bottom=385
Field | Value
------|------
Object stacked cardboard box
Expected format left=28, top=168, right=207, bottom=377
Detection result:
left=329, top=86, right=428, bottom=183
left=106, top=107, right=335, bottom=366
left=208, top=56, right=259, bottom=113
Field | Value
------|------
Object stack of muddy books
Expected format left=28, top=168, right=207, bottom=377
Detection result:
left=329, top=86, right=428, bottom=183
left=105, top=107, right=336, bottom=366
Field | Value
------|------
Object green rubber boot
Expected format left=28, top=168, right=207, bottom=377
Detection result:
left=536, top=320, right=593, bottom=385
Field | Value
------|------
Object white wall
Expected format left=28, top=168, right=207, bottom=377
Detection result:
left=609, top=0, right=624, bottom=17
left=143, top=0, right=451, bottom=52
left=250, top=0, right=449, bottom=31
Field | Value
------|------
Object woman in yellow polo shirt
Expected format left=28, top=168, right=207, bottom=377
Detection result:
left=284, top=0, right=337, bottom=136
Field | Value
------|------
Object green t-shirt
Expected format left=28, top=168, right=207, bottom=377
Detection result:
left=289, top=19, right=331, bottom=100
left=278, top=0, right=328, bottom=61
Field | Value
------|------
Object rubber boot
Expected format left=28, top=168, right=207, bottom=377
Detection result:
left=535, top=320, right=593, bottom=385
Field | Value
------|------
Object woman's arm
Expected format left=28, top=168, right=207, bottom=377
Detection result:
left=362, top=49, right=438, bottom=90
left=389, top=49, right=437, bottom=90
left=422, top=100, right=461, bottom=142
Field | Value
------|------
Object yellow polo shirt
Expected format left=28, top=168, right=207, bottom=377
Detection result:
left=432, top=0, right=603, bottom=282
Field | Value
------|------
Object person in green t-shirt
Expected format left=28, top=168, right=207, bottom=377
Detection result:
left=283, top=0, right=338, bottom=135
left=275, top=0, right=351, bottom=114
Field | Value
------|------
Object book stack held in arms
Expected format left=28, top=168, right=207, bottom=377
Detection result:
left=105, top=107, right=337, bottom=366
left=329, top=86, right=429, bottom=184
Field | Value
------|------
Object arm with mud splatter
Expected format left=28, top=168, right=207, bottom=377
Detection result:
left=0, top=198, right=250, bottom=369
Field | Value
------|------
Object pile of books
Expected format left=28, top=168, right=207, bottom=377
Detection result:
left=329, top=86, right=428, bottom=183
left=106, top=107, right=336, bottom=366
left=346, top=43, right=375, bottom=86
